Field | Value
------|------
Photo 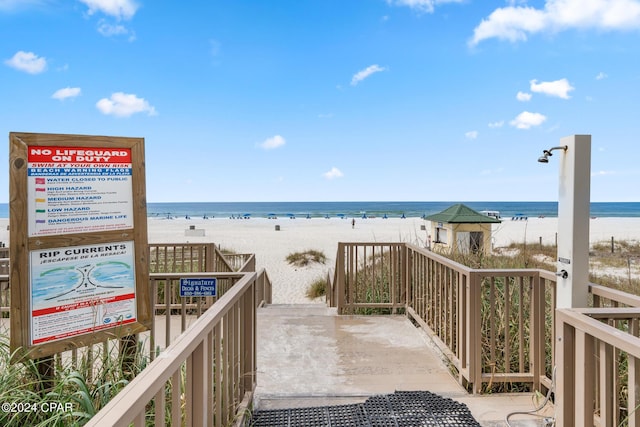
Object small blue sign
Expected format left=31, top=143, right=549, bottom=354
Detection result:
left=179, top=278, right=217, bottom=297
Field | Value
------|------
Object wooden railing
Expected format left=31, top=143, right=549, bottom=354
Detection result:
left=150, top=272, right=240, bottom=349
left=331, top=240, right=640, bottom=422
left=556, top=307, right=640, bottom=427
left=333, top=242, right=407, bottom=314
left=149, top=243, right=235, bottom=273
left=226, top=253, right=256, bottom=272
left=332, top=242, right=558, bottom=393
left=0, top=243, right=272, bottom=425
left=148, top=244, right=258, bottom=332
left=85, top=269, right=265, bottom=427
left=405, top=246, right=472, bottom=387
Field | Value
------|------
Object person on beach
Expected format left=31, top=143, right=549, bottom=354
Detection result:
left=352, top=218, right=355, bottom=229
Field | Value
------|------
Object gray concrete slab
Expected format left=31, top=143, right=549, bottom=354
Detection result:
left=254, top=303, right=555, bottom=427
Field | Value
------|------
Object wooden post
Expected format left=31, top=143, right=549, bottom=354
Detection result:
left=468, top=271, right=483, bottom=393
left=337, top=243, right=346, bottom=314
left=36, top=356, right=55, bottom=395
left=120, top=334, right=138, bottom=381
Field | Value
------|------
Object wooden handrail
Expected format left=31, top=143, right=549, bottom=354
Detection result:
left=85, top=270, right=260, bottom=427
left=332, top=242, right=557, bottom=393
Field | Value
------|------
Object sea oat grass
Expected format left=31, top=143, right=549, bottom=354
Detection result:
left=306, top=276, right=327, bottom=299
left=0, top=333, right=150, bottom=426
left=286, top=249, right=327, bottom=267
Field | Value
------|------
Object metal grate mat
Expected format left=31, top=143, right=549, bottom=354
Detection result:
left=250, top=390, right=481, bottom=427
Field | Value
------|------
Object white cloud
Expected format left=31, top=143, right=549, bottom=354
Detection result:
left=4, top=51, right=47, bottom=74
left=79, top=0, right=139, bottom=20
left=488, top=120, right=504, bottom=128
left=470, top=0, right=640, bottom=46
left=96, top=92, right=157, bottom=117
left=510, top=111, right=547, bottom=129
left=385, top=0, right=464, bottom=13
left=98, top=21, right=129, bottom=37
left=516, top=91, right=532, bottom=101
left=351, top=64, right=386, bottom=86
left=470, top=6, right=547, bottom=45
left=465, top=130, right=478, bottom=139
left=530, top=78, right=574, bottom=99
left=596, top=71, right=608, bottom=80
left=323, top=167, right=344, bottom=180
left=52, top=87, right=81, bottom=100
left=259, top=135, right=286, bottom=150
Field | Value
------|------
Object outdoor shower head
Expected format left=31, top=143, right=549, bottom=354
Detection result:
left=537, top=145, right=567, bottom=163
left=537, top=153, right=550, bottom=163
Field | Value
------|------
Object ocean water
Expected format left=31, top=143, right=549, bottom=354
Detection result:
left=147, top=201, right=640, bottom=218
left=1, top=201, right=638, bottom=220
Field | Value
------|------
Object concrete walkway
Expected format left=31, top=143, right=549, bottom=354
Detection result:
left=254, top=304, right=554, bottom=427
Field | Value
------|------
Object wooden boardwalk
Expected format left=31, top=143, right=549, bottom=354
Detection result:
left=254, top=304, right=554, bottom=426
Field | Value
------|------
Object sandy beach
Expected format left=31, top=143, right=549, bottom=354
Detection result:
left=2, top=216, right=639, bottom=304
left=147, top=216, right=640, bottom=303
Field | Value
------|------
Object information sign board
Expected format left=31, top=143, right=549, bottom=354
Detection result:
left=179, top=278, right=217, bottom=297
left=27, top=146, right=134, bottom=236
left=9, top=132, right=151, bottom=361
left=30, top=241, right=136, bottom=345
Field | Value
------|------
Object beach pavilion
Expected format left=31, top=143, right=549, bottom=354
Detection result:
left=425, top=203, right=500, bottom=255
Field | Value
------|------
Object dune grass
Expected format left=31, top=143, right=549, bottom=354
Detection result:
left=498, top=239, right=640, bottom=295
left=286, top=249, right=327, bottom=267
left=306, top=276, right=327, bottom=299
left=0, top=334, right=152, bottom=426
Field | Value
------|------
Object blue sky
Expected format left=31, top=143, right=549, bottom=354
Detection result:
left=1, top=0, right=639, bottom=203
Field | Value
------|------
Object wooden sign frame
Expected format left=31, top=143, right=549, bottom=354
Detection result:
left=9, top=132, right=151, bottom=361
